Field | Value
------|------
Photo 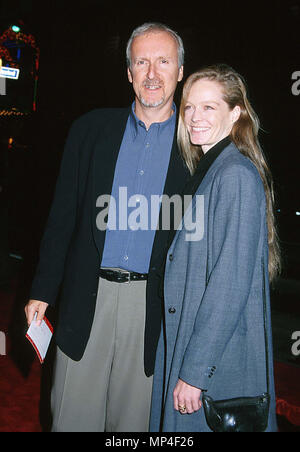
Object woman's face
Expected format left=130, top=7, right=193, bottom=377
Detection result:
left=184, top=79, right=240, bottom=153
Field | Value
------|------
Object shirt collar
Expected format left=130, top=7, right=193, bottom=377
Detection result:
left=129, top=101, right=177, bottom=139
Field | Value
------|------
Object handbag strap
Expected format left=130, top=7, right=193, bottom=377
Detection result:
left=262, top=257, right=270, bottom=394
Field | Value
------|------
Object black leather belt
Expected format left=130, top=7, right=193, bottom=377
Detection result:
left=99, top=268, right=148, bottom=283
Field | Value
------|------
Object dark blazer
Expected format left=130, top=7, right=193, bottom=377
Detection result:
left=30, top=107, right=189, bottom=376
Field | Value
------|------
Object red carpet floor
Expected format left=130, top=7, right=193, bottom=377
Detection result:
left=0, top=279, right=42, bottom=432
left=274, top=361, right=300, bottom=428
left=0, top=277, right=300, bottom=432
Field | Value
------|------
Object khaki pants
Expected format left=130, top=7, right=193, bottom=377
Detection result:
left=51, top=276, right=153, bottom=432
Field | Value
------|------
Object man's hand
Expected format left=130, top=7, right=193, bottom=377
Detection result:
left=173, top=378, right=202, bottom=414
left=25, top=299, right=49, bottom=327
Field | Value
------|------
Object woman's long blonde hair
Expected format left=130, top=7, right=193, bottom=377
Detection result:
left=178, top=64, right=281, bottom=282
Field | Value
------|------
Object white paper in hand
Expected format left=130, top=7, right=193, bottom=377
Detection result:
left=26, top=313, right=53, bottom=363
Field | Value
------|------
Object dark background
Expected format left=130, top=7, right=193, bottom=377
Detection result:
left=0, top=0, right=299, bottom=432
left=0, top=0, right=299, bottom=252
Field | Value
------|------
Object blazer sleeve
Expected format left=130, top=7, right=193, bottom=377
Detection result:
left=179, top=162, right=265, bottom=391
left=30, top=118, right=83, bottom=306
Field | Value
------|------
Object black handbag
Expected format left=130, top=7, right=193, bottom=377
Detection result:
left=202, top=263, right=271, bottom=432
left=202, top=393, right=270, bottom=432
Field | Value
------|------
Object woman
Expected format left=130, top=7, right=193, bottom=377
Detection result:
left=150, top=64, right=281, bottom=432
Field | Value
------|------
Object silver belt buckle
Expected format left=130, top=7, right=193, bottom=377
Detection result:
left=122, top=270, right=131, bottom=284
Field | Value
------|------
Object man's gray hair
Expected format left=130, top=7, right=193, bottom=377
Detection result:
left=126, top=22, right=184, bottom=69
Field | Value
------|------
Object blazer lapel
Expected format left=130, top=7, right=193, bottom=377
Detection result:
left=167, top=141, right=237, bottom=254
left=150, top=132, right=190, bottom=269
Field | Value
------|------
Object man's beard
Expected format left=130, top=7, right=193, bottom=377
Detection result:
left=139, top=79, right=165, bottom=108
left=139, top=95, right=165, bottom=108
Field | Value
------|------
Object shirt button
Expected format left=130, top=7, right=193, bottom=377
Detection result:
left=124, top=255, right=128, bottom=261
left=139, top=170, right=144, bottom=175
left=168, top=307, right=176, bottom=314
left=169, top=254, right=174, bottom=261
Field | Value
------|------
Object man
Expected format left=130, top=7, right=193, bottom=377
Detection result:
left=25, top=23, right=188, bottom=432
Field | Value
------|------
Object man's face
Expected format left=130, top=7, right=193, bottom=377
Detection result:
left=127, top=31, right=183, bottom=111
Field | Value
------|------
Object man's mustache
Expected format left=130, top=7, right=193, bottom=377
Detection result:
left=143, top=79, right=163, bottom=87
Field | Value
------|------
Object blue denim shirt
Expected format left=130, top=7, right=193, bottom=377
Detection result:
left=101, top=102, right=176, bottom=273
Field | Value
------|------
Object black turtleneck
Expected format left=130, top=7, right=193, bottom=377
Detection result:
left=181, top=135, right=231, bottom=200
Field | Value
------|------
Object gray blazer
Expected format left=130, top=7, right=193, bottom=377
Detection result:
left=150, top=143, right=277, bottom=432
